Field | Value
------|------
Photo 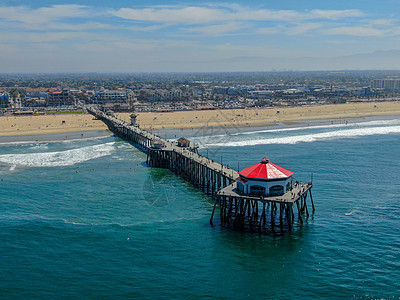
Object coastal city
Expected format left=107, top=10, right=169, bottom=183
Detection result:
left=1, top=71, right=400, bottom=114
left=2, top=0, right=400, bottom=298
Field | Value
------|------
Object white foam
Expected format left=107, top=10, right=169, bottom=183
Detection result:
left=230, top=119, right=400, bottom=136
left=187, top=119, right=400, bottom=141
left=207, top=125, right=400, bottom=147
left=0, top=142, right=115, bottom=168
left=60, top=134, right=111, bottom=144
left=0, top=134, right=111, bottom=146
left=28, top=143, right=49, bottom=151
left=345, top=210, right=356, bottom=216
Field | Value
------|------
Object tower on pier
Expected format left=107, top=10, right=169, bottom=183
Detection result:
left=236, top=157, right=293, bottom=196
left=130, top=114, right=138, bottom=126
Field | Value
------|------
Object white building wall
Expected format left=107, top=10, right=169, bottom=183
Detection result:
left=241, top=177, right=292, bottom=195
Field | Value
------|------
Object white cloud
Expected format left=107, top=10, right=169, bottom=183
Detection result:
left=287, top=23, right=322, bottom=35
left=111, top=6, right=365, bottom=24
left=308, top=9, right=364, bottom=20
left=128, top=25, right=169, bottom=32
left=0, top=3, right=399, bottom=72
left=256, top=27, right=280, bottom=35
left=325, top=26, right=388, bottom=37
left=48, top=22, right=117, bottom=31
left=187, top=22, right=248, bottom=36
left=0, top=5, right=90, bottom=26
left=0, top=31, right=95, bottom=43
left=112, top=7, right=226, bottom=25
left=369, top=19, right=395, bottom=26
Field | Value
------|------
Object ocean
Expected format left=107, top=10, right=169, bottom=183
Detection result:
left=1, top=116, right=400, bottom=298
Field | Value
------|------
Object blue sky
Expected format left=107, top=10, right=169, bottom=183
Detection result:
left=0, top=0, right=399, bottom=72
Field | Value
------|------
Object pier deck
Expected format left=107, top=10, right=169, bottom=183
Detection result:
left=218, top=181, right=312, bottom=204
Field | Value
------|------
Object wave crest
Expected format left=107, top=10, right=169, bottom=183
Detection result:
left=0, top=142, right=115, bottom=168
left=207, top=125, right=400, bottom=147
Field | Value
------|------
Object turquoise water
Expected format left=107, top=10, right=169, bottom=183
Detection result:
left=1, top=117, right=400, bottom=298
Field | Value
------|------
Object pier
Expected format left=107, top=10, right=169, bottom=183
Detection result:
left=88, top=107, right=313, bottom=233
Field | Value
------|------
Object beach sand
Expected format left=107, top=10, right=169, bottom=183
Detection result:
left=0, top=113, right=107, bottom=137
left=118, top=101, right=400, bottom=130
left=1, top=101, right=400, bottom=137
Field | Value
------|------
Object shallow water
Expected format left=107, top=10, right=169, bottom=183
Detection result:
left=1, top=117, right=400, bottom=298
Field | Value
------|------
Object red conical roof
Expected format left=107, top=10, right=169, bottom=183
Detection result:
left=238, top=157, right=293, bottom=180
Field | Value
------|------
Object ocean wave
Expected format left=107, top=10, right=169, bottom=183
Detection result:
left=60, top=134, right=112, bottom=144
left=231, top=119, right=400, bottom=136
left=28, top=143, right=49, bottom=151
left=0, top=134, right=111, bottom=146
left=61, top=215, right=203, bottom=227
left=207, top=125, right=400, bottom=147
left=0, top=142, right=115, bottom=168
left=188, top=119, right=400, bottom=141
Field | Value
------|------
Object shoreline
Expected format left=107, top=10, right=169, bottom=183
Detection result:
left=157, top=113, right=400, bottom=141
left=1, top=102, right=400, bottom=139
left=118, top=101, right=400, bottom=130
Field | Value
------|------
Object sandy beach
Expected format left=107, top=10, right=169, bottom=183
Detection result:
left=1, top=101, right=400, bottom=137
left=0, top=113, right=107, bottom=137
left=118, top=101, right=400, bottom=130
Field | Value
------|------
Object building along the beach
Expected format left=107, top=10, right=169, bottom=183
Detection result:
left=236, top=157, right=293, bottom=196
left=372, top=78, right=400, bottom=90
left=90, top=89, right=133, bottom=104
left=47, top=89, right=74, bottom=106
left=24, top=92, right=48, bottom=107
left=0, top=92, right=10, bottom=108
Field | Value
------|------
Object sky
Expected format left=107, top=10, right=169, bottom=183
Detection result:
left=0, top=0, right=399, bottom=72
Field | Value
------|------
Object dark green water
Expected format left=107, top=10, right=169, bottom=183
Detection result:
left=1, top=118, right=400, bottom=298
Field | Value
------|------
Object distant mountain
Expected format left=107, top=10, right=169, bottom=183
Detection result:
left=213, top=50, right=400, bottom=72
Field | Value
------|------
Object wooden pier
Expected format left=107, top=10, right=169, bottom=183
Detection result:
left=213, top=181, right=314, bottom=233
left=88, top=107, right=314, bottom=233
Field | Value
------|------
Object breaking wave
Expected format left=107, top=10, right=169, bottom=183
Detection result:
left=207, top=125, right=400, bottom=147
left=0, top=142, right=115, bottom=168
left=0, top=135, right=110, bottom=146
left=230, top=119, right=400, bottom=136
left=188, top=119, right=400, bottom=140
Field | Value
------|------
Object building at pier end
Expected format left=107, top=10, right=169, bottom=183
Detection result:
left=236, top=157, right=293, bottom=196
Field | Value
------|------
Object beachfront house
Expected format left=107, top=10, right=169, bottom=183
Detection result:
left=47, top=89, right=74, bottom=106
left=236, top=157, right=293, bottom=196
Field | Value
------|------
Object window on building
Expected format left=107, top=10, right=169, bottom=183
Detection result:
left=269, top=185, right=284, bottom=196
left=250, top=185, right=265, bottom=195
